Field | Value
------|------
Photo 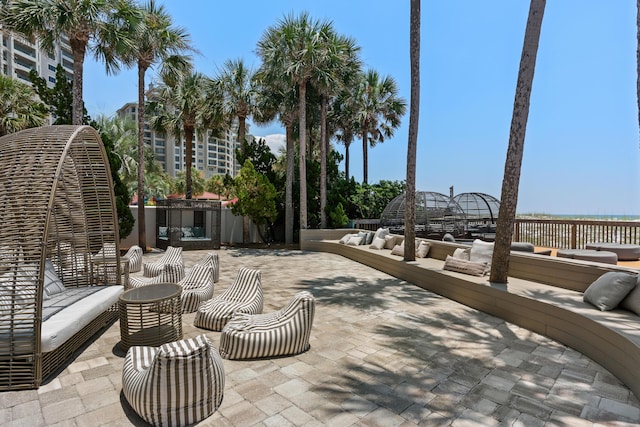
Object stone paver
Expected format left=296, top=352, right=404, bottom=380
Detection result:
left=2, top=247, right=640, bottom=426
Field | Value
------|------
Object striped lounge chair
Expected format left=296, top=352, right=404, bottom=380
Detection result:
left=219, top=291, right=316, bottom=360
left=143, top=246, right=184, bottom=280
left=128, top=263, right=185, bottom=289
left=124, top=245, right=143, bottom=273
left=194, top=267, right=263, bottom=331
left=180, top=253, right=219, bottom=313
left=122, top=334, right=225, bottom=427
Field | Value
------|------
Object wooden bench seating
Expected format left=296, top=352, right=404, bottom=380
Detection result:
left=300, top=229, right=640, bottom=399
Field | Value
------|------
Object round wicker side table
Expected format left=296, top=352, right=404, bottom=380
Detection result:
left=119, top=283, right=183, bottom=351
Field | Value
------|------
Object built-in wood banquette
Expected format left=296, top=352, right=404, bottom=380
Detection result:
left=0, top=126, right=123, bottom=390
left=301, top=228, right=640, bottom=399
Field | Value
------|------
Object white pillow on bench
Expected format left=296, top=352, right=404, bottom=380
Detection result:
left=583, top=271, right=637, bottom=311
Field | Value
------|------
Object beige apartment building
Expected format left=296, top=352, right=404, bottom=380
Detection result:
left=117, top=102, right=244, bottom=179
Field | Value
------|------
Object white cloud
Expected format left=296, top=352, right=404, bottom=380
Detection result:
left=259, top=134, right=286, bottom=154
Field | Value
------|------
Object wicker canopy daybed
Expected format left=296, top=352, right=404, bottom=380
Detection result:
left=0, top=125, right=123, bottom=390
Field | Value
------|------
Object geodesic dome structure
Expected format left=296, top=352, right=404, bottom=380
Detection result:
left=453, top=192, right=500, bottom=224
left=380, top=191, right=467, bottom=237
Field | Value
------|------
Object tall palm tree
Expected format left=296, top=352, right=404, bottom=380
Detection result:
left=0, top=75, right=47, bottom=136
left=218, top=58, right=256, bottom=243
left=331, top=89, right=359, bottom=180
left=490, top=0, right=546, bottom=284
left=404, top=0, right=420, bottom=262
left=311, top=32, right=361, bottom=228
left=252, top=70, right=299, bottom=244
left=356, top=69, right=407, bottom=184
left=148, top=72, right=224, bottom=200
left=113, top=0, right=193, bottom=251
left=257, top=12, right=335, bottom=230
left=1, top=0, right=133, bottom=125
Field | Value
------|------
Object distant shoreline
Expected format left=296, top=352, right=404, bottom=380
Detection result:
left=516, top=214, right=640, bottom=221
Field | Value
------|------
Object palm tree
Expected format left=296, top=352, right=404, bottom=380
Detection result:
left=404, top=0, right=420, bottom=262
left=218, top=58, right=256, bottom=243
left=257, top=12, right=335, bottom=230
left=331, top=89, right=359, bottom=180
left=490, top=0, right=546, bottom=284
left=1, top=0, right=133, bottom=125
left=113, top=0, right=193, bottom=251
left=356, top=69, right=407, bottom=184
left=311, top=32, right=361, bottom=228
left=252, top=70, right=299, bottom=244
left=147, top=72, right=224, bottom=200
left=0, top=75, right=47, bottom=136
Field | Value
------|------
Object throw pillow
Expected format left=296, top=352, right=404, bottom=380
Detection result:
left=373, top=227, right=390, bottom=241
left=416, top=241, right=431, bottom=258
left=620, top=276, right=640, bottom=315
left=583, top=271, right=638, bottom=311
left=339, top=233, right=355, bottom=244
left=453, top=247, right=471, bottom=260
left=44, top=259, right=66, bottom=297
left=390, top=244, right=404, bottom=256
left=384, top=235, right=397, bottom=250
left=346, top=236, right=363, bottom=246
left=158, top=226, right=168, bottom=238
left=470, top=240, right=494, bottom=266
left=443, top=255, right=487, bottom=276
left=365, top=231, right=375, bottom=245
left=370, top=237, right=386, bottom=250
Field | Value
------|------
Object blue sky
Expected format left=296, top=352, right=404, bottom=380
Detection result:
left=83, top=1, right=640, bottom=215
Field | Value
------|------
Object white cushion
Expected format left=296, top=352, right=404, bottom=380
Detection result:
left=369, top=237, right=386, bottom=250
left=384, top=235, right=397, bottom=250
left=339, top=233, right=356, bottom=245
left=40, top=285, right=123, bottom=352
left=416, top=241, right=431, bottom=258
left=390, top=244, right=404, bottom=256
left=346, top=236, right=363, bottom=246
left=469, top=240, right=494, bottom=266
left=44, top=259, right=66, bottom=297
left=584, top=272, right=638, bottom=311
left=443, top=255, right=487, bottom=276
left=373, top=227, right=390, bottom=241
left=453, top=247, right=471, bottom=261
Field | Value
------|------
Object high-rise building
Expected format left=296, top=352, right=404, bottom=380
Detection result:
left=117, top=102, right=243, bottom=179
left=0, top=27, right=74, bottom=117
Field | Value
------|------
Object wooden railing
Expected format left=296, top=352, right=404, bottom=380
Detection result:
left=353, top=218, right=640, bottom=249
left=514, top=219, right=640, bottom=249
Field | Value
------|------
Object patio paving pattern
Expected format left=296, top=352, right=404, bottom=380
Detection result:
left=1, top=248, right=639, bottom=426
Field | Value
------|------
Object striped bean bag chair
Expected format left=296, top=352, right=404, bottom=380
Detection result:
left=143, top=246, right=184, bottom=278
left=128, top=263, right=185, bottom=289
left=124, top=245, right=143, bottom=273
left=194, top=267, right=263, bottom=331
left=219, top=291, right=315, bottom=360
left=122, top=334, right=225, bottom=427
left=180, top=253, right=218, bottom=313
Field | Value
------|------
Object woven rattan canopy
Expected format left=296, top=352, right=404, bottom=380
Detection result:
left=0, top=125, right=120, bottom=390
left=380, top=191, right=467, bottom=238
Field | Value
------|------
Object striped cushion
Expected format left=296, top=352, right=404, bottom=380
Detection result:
left=129, top=263, right=185, bottom=289
left=219, top=291, right=315, bottom=360
left=194, top=267, right=263, bottom=331
left=122, top=334, right=224, bottom=427
left=143, top=246, right=183, bottom=278
left=125, top=245, right=143, bottom=273
left=179, top=263, right=214, bottom=313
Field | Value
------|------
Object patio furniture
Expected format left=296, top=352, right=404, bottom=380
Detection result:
left=585, top=242, right=640, bottom=261
left=219, top=291, right=316, bottom=360
left=194, top=266, right=263, bottom=331
left=557, top=249, right=618, bottom=265
left=128, top=263, right=185, bottom=289
left=0, top=125, right=123, bottom=390
left=122, top=334, right=224, bottom=427
left=119, top=283, right=182, bottom=351
left=180, top=253, right=218, bottom=313
left=143, top=246, right=184, bottom=281
left=124, top=245, right=143, bottom=273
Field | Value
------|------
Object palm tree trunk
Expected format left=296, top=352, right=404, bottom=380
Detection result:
left=137, top=65, right=147, bottom=252
left=239, top=115, right=251, bottom=243
left=490, top=0, right=546, bottom=284
left=345, top=141, right=351, bottom=180
left=362, top=131, right=369, bottom=184
left=320, top=95, right=328, bottom=228
left=404, top=0, right=420, bottom=262
left=298, top=81, right=308, bottom=230
left=70, top=40, right=86, bottom=126
left=285, top=125, right=294, bottom=244
left=185, top=127, right=194, bottom=199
